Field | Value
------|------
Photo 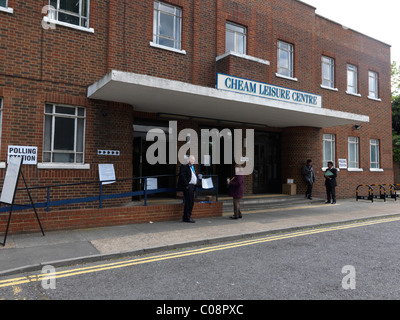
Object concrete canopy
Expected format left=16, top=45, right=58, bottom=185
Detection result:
left=87, top=70, right=369, bottom=128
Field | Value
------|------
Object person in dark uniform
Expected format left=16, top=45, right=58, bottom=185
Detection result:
left=301, top=159, right=316, bottom=200
left=324, top=161, right=337, bottom=204
left=177, top=155, right=199, bottom=223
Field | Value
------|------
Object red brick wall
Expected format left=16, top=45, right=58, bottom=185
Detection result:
left=0, top=201, right=223, bottom=234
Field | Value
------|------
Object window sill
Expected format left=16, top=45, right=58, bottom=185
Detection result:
left=37, top=163, right=90, bottom=170
left=368, top=96, right=381, bottom=102
left=320, top=84, right=338, bottom=92
left=216, top=51, right=270, bottom=66
left=370, top=168, right=384, bottom=172
left=275, top=73, right=298, bottom=82
left=0, top=6, right=13, bottom=14
left=149, top=42, right=187, bottom=55
left=42, top=16, right=94, bottom=33
left=346, top=91, right=361, bottom=97
left=348, top=168, right=363, bottom=172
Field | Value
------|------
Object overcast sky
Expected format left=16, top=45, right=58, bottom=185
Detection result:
left=300, top=0, right=400, bottom=65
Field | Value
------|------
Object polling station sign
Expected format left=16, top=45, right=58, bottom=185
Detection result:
left=7, top=146, right=38, bottom=165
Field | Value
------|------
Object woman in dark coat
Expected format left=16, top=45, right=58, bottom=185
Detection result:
left=228, top=165, right=244, bottom=219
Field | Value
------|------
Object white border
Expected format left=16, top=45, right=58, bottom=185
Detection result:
left=42, top=16, right=94, bottom=33
left=0, top=6, right=13, bottom=14
left=149, top=42, right=186, bottom=55
left=37, top=163, right=90, bottom=170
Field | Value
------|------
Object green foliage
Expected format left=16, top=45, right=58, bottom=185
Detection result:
left=393, top=62, right=400, bottom=162
left=392, top=61, right=400, bottom=99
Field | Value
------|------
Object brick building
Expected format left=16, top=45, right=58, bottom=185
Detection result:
left=0, top=0, right=393, bottom=215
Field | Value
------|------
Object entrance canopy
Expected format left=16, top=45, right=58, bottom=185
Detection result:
left=87, top=70, right=369, bottom=128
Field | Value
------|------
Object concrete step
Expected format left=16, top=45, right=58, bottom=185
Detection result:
left=220, top=194, right=325, bottom=213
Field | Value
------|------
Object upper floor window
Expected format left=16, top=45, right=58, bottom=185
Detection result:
left=225, top=22, right=247, bottom=54
left=0, top=0, right=7, bottom=8
left=49, top=0, right=90, bottom=28
left=368, top=71, right=379, bottom=99
left=153, top=1, right=182, bottom=50
left=44, top=104, right=86, bottom=164
left=321, top=56, right=335, bottom=89
left=0, top=0, right=13, bottom=13
left=347, top=64, right=358, bottom=94
left=277, top=41, right=294, bottom=78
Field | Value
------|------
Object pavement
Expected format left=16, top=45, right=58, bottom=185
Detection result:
left=1, top=194, right=400, bottom=276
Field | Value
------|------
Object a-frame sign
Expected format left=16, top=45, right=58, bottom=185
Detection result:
left=0, top=157, right=44, bottom=246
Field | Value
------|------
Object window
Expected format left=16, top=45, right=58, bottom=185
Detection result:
left=368, top=71, right=379, bottom=99
left=226, top=22, right=247, bottom=54
left=49, top=0, right=90, bottom=28
left=348, top=137, right=360, bottom=169
left=322, top=56, right=335, bottom=88
left=0, top=0, right=7, bottom=8
left=370, top=139, right=380, bottom=169
left=43, top=104, right=86, bottom=164
left=0, top=0, right=13, bottom=13
left=153, top=1, right=182, bottom=50
left=347, top=64, right=358, bottom=94
left=323, top=134, right=335, bottom=168
left=277, top=41, right=294, bottom=78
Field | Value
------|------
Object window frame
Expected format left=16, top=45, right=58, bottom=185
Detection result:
left=277, top=40, right=294, bottom=79
left=48, top=0, right=91, bottom=29
left=321, top=56, right=335, bottom=89
left=322, top=134, right=336, bottom=168
left=0, top=0, right=13, bottom=14
left=348, top=136, right=360, bottom=169
left=346, top=64, right=359, bottom=95
left=368, top=71, right=379, bottom=100
left=370, top=139, right=381, bottom=170
left=152, top=1, right=183, bottom=51
left=225, top=21, right=247, bottom=55
left=43, top=103, right=86, bottom=165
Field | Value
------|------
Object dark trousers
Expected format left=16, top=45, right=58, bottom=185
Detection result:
left=326, top=185, right=336, bottom=202
left=183, top=184, right=195, bottom=221
left=233, top=198, right=242, bottom=218
left=305, top=182, right=313, bottom=198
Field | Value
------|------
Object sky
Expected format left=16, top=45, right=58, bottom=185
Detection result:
left=300, top=0, right=400, bottom=65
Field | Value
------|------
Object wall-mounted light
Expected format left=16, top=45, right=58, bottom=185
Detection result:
left=354, top=125, right=362, bottom=130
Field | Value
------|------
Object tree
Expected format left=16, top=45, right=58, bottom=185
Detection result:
left=392, top=61, right=400, bottom=99
left=393, top=62, right=400, bottom=162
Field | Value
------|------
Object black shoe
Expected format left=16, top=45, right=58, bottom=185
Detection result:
left=182, top=218, right=196, bottom=223
left=230, top=216, right=238, bottom=219
left=325, top=201, right=331, bottom=204
left=332, top=201, right=336, bottom=204
left=308, top=197, right=312, bottom=200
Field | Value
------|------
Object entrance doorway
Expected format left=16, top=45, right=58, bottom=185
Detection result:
left=253, top=132, right=281, bottom=194
left=133, top=121, right=176, bottom=198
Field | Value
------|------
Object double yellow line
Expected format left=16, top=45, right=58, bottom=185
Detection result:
left=2, top=215, right=400, bottom=289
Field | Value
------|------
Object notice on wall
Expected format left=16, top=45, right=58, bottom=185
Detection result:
left=338, top=159, right=347, bottom=169
left=98, top=164, right=116, bottom=185
left=7, top=146, right=38, bottom=165
left=146, top=178, right=158, bottom=190
left=0, top=156, right=23, bottom=205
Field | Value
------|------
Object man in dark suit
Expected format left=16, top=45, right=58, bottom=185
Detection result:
left=324, top=161, right=337, bottom=204
left=177, top=155, right=199, bottom=223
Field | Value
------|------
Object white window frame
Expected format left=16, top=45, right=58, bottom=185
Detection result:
left=346, top=64, right=360, bottom=96
left=321, top=56, right=336, bottom=90
left=368, top=71, right=380, bottom=100
left=151, top=1, right=183, bottom=53
left=277, top=41, right=295, bottom=80
left=0, top=0, right=13, bottom=14
left=322, top=134, right=335, bottom=169
left=47, top=0, right=91, bottom=31
left=225, top=21, right=247, bottom=55
left=370, top=139, right=382, bottom=171
left=348, top=136, right=361, bottom=170
left=42, top=104, right=86, bottom=167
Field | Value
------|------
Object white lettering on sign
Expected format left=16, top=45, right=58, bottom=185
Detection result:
left=216, top=73, right=322, bottom=108
left=8, top=146, right=38, bottom=165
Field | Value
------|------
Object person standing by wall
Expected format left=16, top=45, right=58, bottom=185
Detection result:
left=324, top=161, right=338, bottom=204
left=228, top=164, right=245, bottom=219
left=178, top=155, right=199, bottom=223
left=301, top=159, right=316, bottom=200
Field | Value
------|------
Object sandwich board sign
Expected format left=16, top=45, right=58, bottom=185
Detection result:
left=0, top=157, right=44, bottom=246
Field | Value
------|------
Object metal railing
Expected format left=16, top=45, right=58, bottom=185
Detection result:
left=0, top=174, right=219, bottom=213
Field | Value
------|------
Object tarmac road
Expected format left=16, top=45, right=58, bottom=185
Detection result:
left=2, top=216, right=400, bottom=302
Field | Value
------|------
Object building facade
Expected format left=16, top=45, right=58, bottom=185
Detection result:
left=0, top=0, right=393, bottom=206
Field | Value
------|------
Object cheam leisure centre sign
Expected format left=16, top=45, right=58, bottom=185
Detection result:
left=216, top=73, right=322, bottom=108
